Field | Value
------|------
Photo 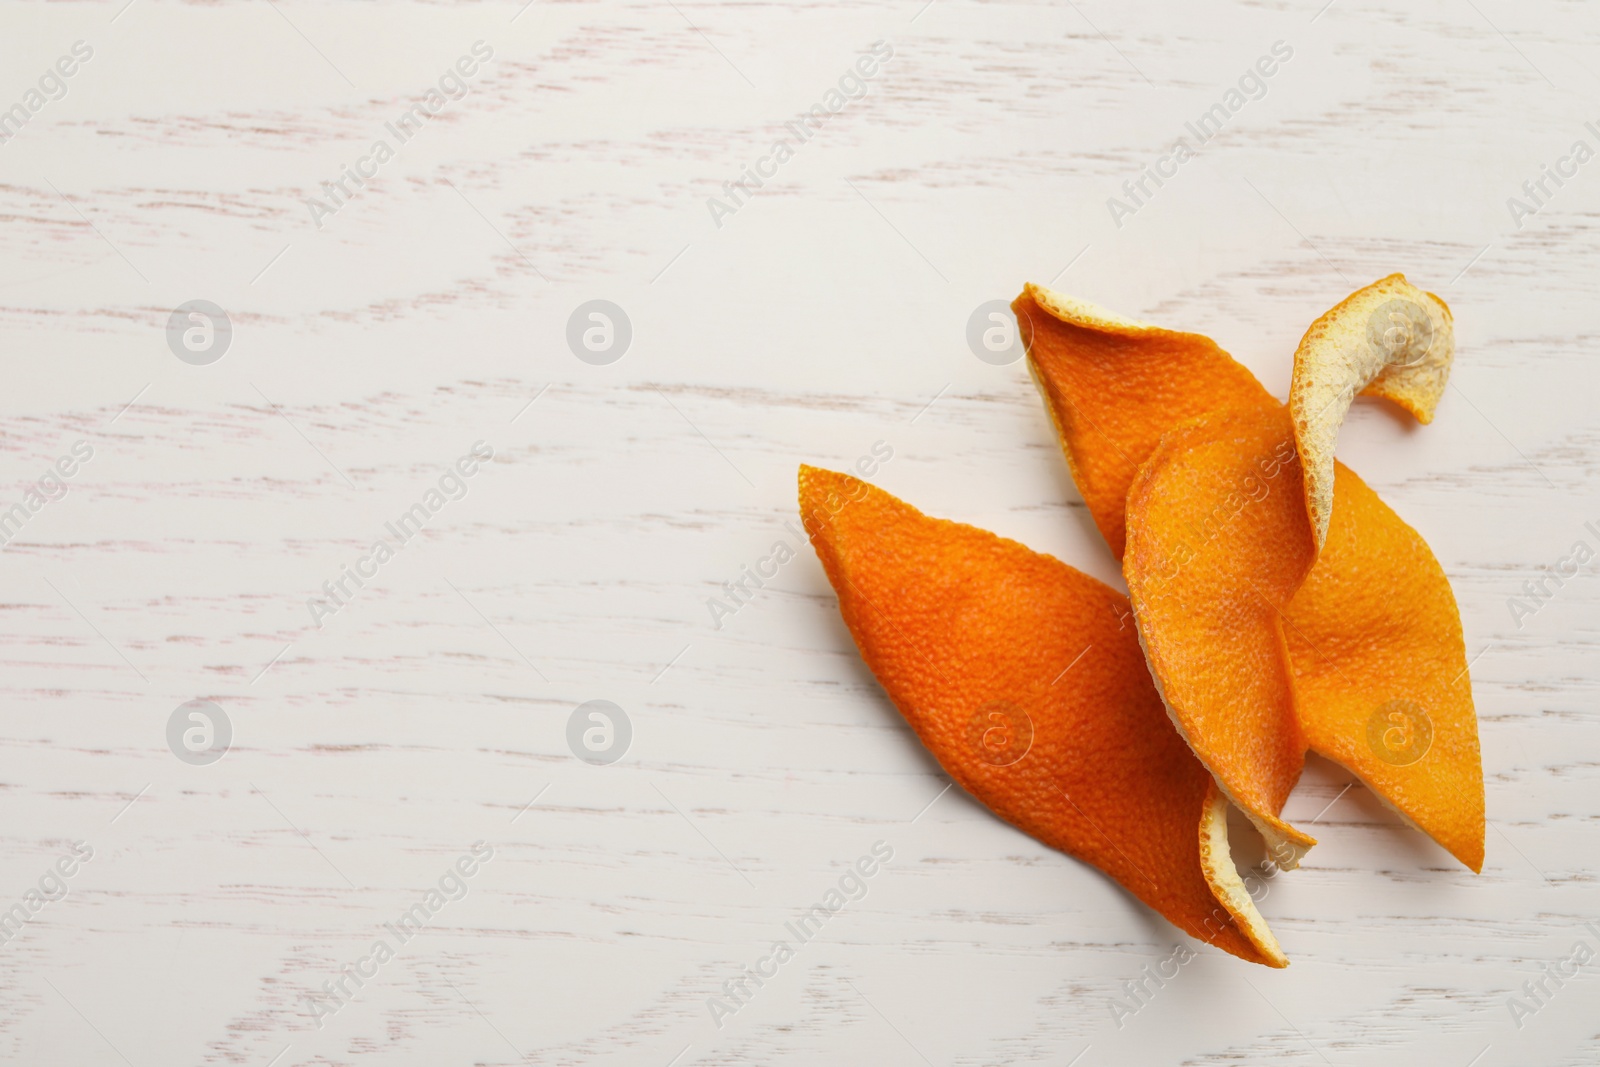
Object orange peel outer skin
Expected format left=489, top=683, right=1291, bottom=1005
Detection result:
left=1284, top=464, right=1485, bottom=871
left=799, top=465, right=1281, bottom=966
left=1122, top=405, right=1317, bottom=868
left=1018, top=281, right=1484, bottom=872
left=1014, top=282, right=1276, bottom=558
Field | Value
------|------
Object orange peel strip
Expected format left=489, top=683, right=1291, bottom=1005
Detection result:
left=1199, top=781, right=1284, bottom=965
left=1017, top=280, right=1484, bottom=871
left=1288, top=273, right=1455, bottom=549
left=1122, top=405, right=1318, bottom=869
left=799, top=464, right=1284, bottom=965
left=1014, top=282, right=1276, bottom=558
left=1284, top=463, right=1485, bottom=870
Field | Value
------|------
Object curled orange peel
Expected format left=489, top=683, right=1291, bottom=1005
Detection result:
left=1284, top=464, right=1485, bottom=871
left=798, top=464, right=1283, bottom=965
left=1199, top=780, right=1285, bottom=965
left=1288, top=273, right=1455, bottom=550
left=1015, top=281, right=1275, bottom=559
left=1123, top=405, right=1318, bottom=869
left=1016, top=279, right=1484, bottom=873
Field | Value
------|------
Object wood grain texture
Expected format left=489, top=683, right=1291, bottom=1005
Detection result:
left=1, top=0, right=1596, bottom=1063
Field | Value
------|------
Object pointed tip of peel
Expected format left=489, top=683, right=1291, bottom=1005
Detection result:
left=1199, top=785, right=1290, bottom=968
left=798, top=462, right=843, bottom=496
left=1019, top=281, right=1158, bottom=334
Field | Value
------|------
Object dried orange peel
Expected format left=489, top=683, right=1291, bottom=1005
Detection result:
left=1016, top=282, right=1276, bottom=558
left=1123, top=405, right=1318, bottom=869
left=1288, top=273, right=1455, bottom=550
left=798, top=465, right=1283, bottom=965
left=795, top=277, right=1481, bottom=970
left=1284, top=464, right=1485, bottom=870
left=1017, top=279, right=1484, bottom=873
left=1199, top=779, right=1283, bottom=965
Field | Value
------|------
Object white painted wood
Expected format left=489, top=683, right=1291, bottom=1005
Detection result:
left=0, top=0, right=1595, bottom=1063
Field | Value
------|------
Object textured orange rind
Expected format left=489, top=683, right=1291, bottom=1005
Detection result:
left=1123, top=405, right=1318, bottom=870
left=1018, top=280, right=1484, bottom=874
left=799, top=465, right=1283, bottom=965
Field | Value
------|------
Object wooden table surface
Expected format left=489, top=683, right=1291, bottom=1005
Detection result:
left=2, top=1, right=1596, bottom=1064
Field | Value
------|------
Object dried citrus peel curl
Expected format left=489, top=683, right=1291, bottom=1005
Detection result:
left=1016, top=279, right=1484, bottom=873
left=1199, top=781, right=1285, bottom=965
left=1122, top=405, right=1318, bottom=870
left=1288, top=273, right=1455, bottom=550
left=798, top=465, right=1282, bottom=965
left=1283, top=463, right=1485, bottom=871
left=1015, top=281, right=1276, bottom=559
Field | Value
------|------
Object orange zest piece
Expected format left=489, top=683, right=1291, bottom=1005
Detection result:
left=1284, top=463, right=1485, bottom=870
left=1288, top=273, right=1455, bottom=550
left=1122, top=405, right=1318, bottom=869
left=1013, top=282, right=1275, bottom=558
left=799, top=464, right=1283, bottom=965
left=1017, top=280, right=1484, bottom=871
